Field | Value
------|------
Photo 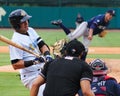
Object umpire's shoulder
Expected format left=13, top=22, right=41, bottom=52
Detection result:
left=73, top=58, right=88, bottom=65
left=79, top=59, right=92, bottom=69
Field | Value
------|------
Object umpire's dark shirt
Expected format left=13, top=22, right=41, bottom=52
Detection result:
left=40, top=56, right=93, bottom=96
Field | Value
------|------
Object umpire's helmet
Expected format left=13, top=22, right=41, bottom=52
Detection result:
left=8, top=9, right=32, bottom=29
left=65, top=39, right=85, bottom=57
left=89, top=59, right=108, bottom=75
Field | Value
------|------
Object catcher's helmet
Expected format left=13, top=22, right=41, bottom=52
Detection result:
left=8, top=9, right=32, bottom=29
left=89, top=59, right=108, bottom=75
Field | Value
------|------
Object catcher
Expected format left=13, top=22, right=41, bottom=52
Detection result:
left=51, top=9, right=115, bottom=61
left=79, top=59, right=120, bottom=96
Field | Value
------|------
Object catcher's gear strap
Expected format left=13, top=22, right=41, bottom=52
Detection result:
left=98, top=30, right=107, bottom=38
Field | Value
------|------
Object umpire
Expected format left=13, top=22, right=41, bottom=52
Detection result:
left=30, top=39, right=95, bottom=96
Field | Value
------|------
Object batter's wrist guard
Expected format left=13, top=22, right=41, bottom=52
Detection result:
left=24, top=60, right=33, bottom=67
left=44, top=51, right=53, bottom=62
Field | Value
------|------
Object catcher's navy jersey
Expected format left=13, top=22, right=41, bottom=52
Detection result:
left=79, top=76, right=120, bottom=96
left=87, top=14, right=109, bottom=35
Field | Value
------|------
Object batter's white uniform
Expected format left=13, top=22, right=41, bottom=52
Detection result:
left=9, top=27, right=45, bottom=96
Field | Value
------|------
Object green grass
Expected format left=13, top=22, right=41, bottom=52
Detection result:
left=0, top=29, right=120, bottom=47
left=90, top=32, right=120, bottom=47
left=87, top=54, right=120, bottom=59
left=0, top=28, right=120, bottom=96
left=0, top=53, right=120, bottom=66
left=0, top=53, right=10, bottom=66
left=37, top=29, right=66, bottom=46
left=0, top=29, right=120, bottom=66
left=0, top=29, right=66, bottom=46
left=0, top=72, right=29, bottom=96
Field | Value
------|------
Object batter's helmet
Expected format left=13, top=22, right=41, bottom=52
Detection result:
left=89, top=59, right=108, bottom=75
left=8, top=9, right=32, bottom=29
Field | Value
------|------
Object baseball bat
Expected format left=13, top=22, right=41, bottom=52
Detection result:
left=0, top=35, right=40, bottom=58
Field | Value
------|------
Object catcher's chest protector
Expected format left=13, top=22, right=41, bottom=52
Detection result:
left=91, top=76, right=115, bottom=96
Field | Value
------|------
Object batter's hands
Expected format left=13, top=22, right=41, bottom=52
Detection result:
left=33, top=56, right=45, bottom=64
left=45, top=55, right=53, bottom=62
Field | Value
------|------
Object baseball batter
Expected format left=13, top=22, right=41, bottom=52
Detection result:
left=8, top=9, right=52, bottom=96
left=51, top=9, right=115, bottom=60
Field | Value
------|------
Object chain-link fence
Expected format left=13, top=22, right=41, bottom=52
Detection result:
left=0, top=0, right=120, bottom=7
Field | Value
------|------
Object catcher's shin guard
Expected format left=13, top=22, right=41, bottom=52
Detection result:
left=81, top=50, right=88, bottom=61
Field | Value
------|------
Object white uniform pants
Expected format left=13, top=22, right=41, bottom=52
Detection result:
left=67, top=21, right=91, bottom=49
left=21, top=72, right=45, bottom=96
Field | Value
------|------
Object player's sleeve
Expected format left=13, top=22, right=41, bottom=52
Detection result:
left=90, top=16, right=102, bottom=29
left=28, top=27, right=40, bottom=39
left=28, top=27, right=49, bottom=49
left=107, top=80, right=120, bottom=95
left=36, top=37, right=47, bottom=48
left=114, top=82, right=120, bottom=95
left=9, top=43, right=23, bottom=61
left=80, top=62, right=93, bottom=83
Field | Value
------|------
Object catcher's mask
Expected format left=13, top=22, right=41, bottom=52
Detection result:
left=89, top=59, right=108, bottom=76
left=65, top=39, right=85, bottom=57
left=8, top=9, right=32, bottom=30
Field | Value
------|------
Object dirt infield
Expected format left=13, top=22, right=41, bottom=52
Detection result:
left=1, top=46, right=120, bottom=54
left=0, top=46, right=120, bottom=82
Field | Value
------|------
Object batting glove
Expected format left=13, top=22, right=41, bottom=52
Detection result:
left=45, top=55, right=53, bottom=62
left=33, top=56, right=45, bottom=64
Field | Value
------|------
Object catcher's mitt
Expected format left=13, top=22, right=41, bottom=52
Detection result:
left=98, top=30, right=108, bottom=38
left=52, top=39, right=68, bottom=58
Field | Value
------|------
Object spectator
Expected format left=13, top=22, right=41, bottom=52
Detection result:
left=75, top=13, right=84, bottom=28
